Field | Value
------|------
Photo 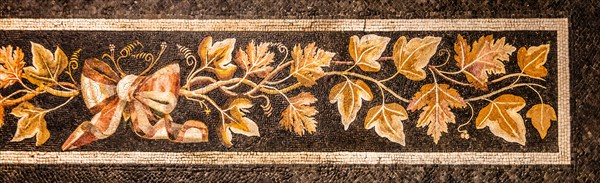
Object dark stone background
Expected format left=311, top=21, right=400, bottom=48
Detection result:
left=0, top=0, right=598, bottom=182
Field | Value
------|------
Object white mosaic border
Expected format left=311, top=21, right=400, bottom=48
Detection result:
left=0, top=18, right=570, bottom=165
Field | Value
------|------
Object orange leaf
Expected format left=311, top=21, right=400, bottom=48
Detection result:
left=364, top=103, right=408, bottom=145
left=329, top=79, right=373, bottom=130
left=234, top=41, right=275, bottom=78
left=393, top=36, right=441, bottom=81
left=349, top=34, right=390, bottom=72
left=280, top=92, right=318, bottom=136
left=290, top=43, right=335, bottom=87
left=198, top=36, right=237, bottom=80
left=0, top=45, right=25, bottom=88
left=475, top=94, right=527, bottom=145
left=517, top=44, right=550, bottom=78
left=219, top=98, right=259, bottom=147
left=454, top=35, right=516, bottom=90
left=526, top=104, right=557, bottom=139
left=23, top=42, right=68, bottom=86
left=407, top=83, right=466, bottom=144
left=10, top=102, right=50, bottom=146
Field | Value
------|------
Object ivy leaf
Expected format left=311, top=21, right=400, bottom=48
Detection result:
left=349, top=34, right=391, bottom=72
left=280, top=92, right=318, bottom=136
left=475, top=94, right=527, bottom=145
left=198, top=36, right=237, bottom=80
left=517, top=44, right=550, bottom=78
left=407, top=83, right=466, bottom=144
left=526, top=104, right=557, bottom=139
left=393, top=36, right=441, bottom=81
left=0, top=45, right=26, bottom=88
left=23, top=42, right=68, bottom=86
left=234, top=41, right=275, bottom=78
left=329, top=79, right=373, bottom=130
left=454, top=35, right=516, bottom=90
left=10, top=102, right=50, bottom=146
left=219, top=98, right=260, bottom=147
left=364, top=103, right=408, bottom=146
left=290, top=43, right=335, bottom=87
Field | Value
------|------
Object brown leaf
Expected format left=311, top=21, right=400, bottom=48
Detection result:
left=517, top=44, right=550, bottom=78
left=219, top=98, right=260, bottom=147
left=475, top=94, right=527, bottom=145
left=364, top=103, right=408, bottom=145
left=234, top=41, right=275, bottom=78
left=407, top=83, right=466, bottom=144
left=23, top=42, right=68, bottom=86
left=526, top=104, right=557, bottom=139
left=0, top=106, right=4, bottom=128
left=10, top=102, right=50, bottom=146
left=454, top=35, right=516, bottom=90
left=0, top=45, right=25, bottom=88
left=290, top=43, right=335, bottom=87
left=349, top=34, right=390, bottom=72
left=280, top=92, right=318, bottom=136
left=198, top=36, right=237, bottom=80
left=329, top=79, right=373, bottom=130
left=393, top=36, right=441, bottom=81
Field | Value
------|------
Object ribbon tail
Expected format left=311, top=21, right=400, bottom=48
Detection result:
left=131, top=113, right=208, bottom=143
left=62, top=100, right=126, bottom=150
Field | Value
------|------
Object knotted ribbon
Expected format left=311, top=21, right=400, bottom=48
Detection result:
left=62, top=58, right=207, bottom=150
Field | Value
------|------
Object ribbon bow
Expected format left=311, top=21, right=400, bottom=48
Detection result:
left=62, top=58, right=208, bottom=150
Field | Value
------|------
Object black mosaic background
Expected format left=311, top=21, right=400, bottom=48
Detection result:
left=0, top=30, right=558, bottom=153
left=1, top=0, right=599, bottom=182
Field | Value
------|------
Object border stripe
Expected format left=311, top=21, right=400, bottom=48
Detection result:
left=0, top=18, right=570, bottom=165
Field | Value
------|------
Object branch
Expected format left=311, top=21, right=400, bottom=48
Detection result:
left=0, top=87, right=45, bottom=107
left=490, top=73, right=545, bottom=83
left=326, top=71, right=410, bottom=103
left=465, top=83, right=546, bottom=102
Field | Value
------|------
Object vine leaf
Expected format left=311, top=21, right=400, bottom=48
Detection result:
left=329, top=79, right=373, bottom=130
left=290, top=43, right=335, bottom=87
left=526, top=104, right=557, bottom=139
left=280, top=92, right=318, bottom=136
left=0, top=45, right=25, bottom=88
left=349, top=34, right=391, bottom=72
left=234, top=41, right=275, bottom=78
left=365, top=103, right=408, bottom=146
left=198, top=36, right=237, bottom=80
left=454, top=35, right=516, bottom=90
left=10, top=102, right=50, bottom=146
left=475, top=94, right=527, bottom=145
left=393, top=36, right=441, bottom=81
left=517, top=44, right=550, bottom=78
left=219, top=98, right=260, bottom=147
left=23, top=42, right=68, bottom=86
left=407, top=83, right=466, bottom=144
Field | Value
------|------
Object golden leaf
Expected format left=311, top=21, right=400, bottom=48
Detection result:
left=407, top=83, right=466, bottom=144
left=10, top=102, right=50, bottom=146
left=393, top=36, right=441, bottom=81
left=290, top=43, right=335, bottom=87
left=280, top=92, right=318, bottom=136
left=234, top=41, right=275, bottom=78
left=526, top=104, right=557, bottom=139
left=329, top=79, right=373, bottom=130
left=23, top=42, right=68, bottom=86
left=0, top=45, right=25, bottom=88
left=364, top=103, right=408, bottom=145
left=475, top=94, right=527, bottom=145
left=349, top=34, right=391, bottom=72
left=517, top=44, right=550, bottom=78
left=454, top=35, right=516, bottom=90
left=219, top=98, right=260, bottom=147
left=198, top=36, right=237, bottom=80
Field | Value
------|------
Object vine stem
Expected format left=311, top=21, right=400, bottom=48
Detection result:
left=0, top=87, right=45, bottom=107
left=490, top=73, right=545, bottom=83
left=429, top=66, right=472, bottom=86
left=326, top=71, right=410, bottom=103
left=465, top=83, right=546, bottom=102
